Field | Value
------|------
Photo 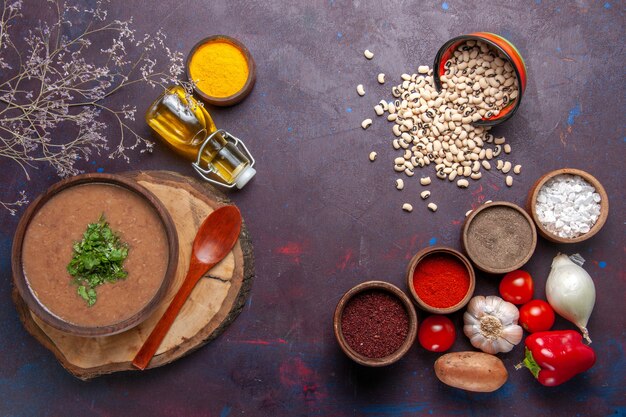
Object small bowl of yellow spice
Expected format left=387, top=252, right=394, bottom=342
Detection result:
left=186, top=35, right=256, bottom=106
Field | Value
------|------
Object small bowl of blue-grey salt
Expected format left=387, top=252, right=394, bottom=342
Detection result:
left=528, top=168, right=609, bottom=243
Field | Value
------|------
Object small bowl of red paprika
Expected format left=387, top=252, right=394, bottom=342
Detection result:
left=334, top=281, right=418, bottom=367
left=406, top=246, right=476, bottom=314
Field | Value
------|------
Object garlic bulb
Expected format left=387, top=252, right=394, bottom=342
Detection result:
left=463, top=295, right=523, bottom=354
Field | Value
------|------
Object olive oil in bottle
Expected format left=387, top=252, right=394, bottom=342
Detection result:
left=146, top=85, right=255, bottom=188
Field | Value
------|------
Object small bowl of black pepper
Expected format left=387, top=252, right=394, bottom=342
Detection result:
left=333, top=281, right=418, bottom=367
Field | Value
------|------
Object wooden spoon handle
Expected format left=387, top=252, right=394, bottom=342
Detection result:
left=132, top=262, right=214, bottom=370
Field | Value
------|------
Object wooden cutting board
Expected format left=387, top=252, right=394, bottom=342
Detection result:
left=12, top=171, right=254, bottom=380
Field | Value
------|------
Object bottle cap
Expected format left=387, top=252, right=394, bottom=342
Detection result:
left=235, top=166, right=256, bottom=189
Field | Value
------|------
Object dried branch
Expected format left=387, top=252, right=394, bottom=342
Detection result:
left=0, top=0, right=184, bottom=213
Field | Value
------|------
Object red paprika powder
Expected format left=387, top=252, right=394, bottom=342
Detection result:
left=412, top=254, right=470, bottom=308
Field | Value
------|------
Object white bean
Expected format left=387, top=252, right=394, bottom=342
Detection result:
left=402, top=203, right=413, bottom=212
left=361, top=118, right=372, bottom=129
left=420, top=176, right=432, bottom=186
left=506, top=175, right=513, bottom=187
left=369, top=151, right=377, bottom=162
left=513, top=164, right=522, bottom=174
left=364, top=49, right=374, bottom=59
left=377, top=73, right=385, bottom=84
left=396, top=179, right=404, bottom=190
left=357, top=84, right=365, bottom=96
left=457, top=179, right=469, bottom=188
left=420, top=190, right=431, bottom=200
left=427, top=203, right=438, bottom=212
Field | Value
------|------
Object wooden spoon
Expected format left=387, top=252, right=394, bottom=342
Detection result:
left=132, top=205, right=242, bottom=370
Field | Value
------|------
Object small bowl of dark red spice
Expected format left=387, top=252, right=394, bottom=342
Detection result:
left=406, top=246, right=475, bottom=314
left=462, top=201, right=537, bottom=274
left=334, top=281, right=418, bottom=367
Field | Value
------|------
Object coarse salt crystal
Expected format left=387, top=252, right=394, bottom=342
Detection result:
left=535, top=174, right=601, bottom=239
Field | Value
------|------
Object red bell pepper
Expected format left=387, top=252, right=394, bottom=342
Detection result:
left=517, top=330, right=596, bottom=387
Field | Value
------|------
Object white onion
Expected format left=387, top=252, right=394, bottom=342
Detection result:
left=546, top=253, right=596, bottom=343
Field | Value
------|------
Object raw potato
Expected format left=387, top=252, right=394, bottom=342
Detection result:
left=434, top=351, right=508, bottom=392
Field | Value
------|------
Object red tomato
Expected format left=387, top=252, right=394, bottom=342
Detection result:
left=499, top=270, right=534, bottom=304
left=418, top=315, right=456, bottom=352
left=519, top=300, right=555, bottom=333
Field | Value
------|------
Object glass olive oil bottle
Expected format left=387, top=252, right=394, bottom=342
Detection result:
left=146, top=85, right=255, bottom=188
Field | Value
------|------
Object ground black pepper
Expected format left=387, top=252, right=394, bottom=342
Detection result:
left=466, top=205, right=533, bottom=270
left=340, top=290, right=409, bottom=358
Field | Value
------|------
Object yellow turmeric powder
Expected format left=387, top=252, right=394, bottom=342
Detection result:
left=188, top=40, right=249, bottom=98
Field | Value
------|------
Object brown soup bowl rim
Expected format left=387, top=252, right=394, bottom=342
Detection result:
left=11, top=173, right=179, bottom=337
left=405, top=246, right=476, bottom=314
left=333, top=280, right=418, bottom=367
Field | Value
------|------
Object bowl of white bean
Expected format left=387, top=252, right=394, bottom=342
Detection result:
left=433, top=32, right=527, bottom=127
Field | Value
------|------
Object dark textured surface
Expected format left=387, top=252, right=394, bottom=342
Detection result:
left=1, top=1, right=624, bottom=416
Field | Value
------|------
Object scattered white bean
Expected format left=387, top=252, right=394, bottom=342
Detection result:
left=361, top=118, right=372, bottom=129
left=457, top=179, right=469, bottom=188
left=420, top=190, right=431, bottom=200
left=427, top=203, right=438, bottom=212
left=396, top=179, right=404, bottom=190
left=369, top=151, right=377, bottom=162
left=356, top=84, right=365, bottom=96
left=513, top=164, right=522, bottom=174
left=402, top=203, right=413, bottom=212
left=364, top=49, right=374, bottom=59
left=502, top=161, right=512, bottom=174
left=506, top=175, right=513, bottom=187
left=364, top=40, right=521, bottom=192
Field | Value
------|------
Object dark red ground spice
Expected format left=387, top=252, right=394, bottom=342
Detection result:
left=412, top=253, right=470, bottom=308
left=340, top=290, right=409, bottom=358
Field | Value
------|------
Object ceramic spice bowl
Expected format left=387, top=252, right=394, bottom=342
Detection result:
left=433, top=32, right=527, bottom=126
left=186, top=35, right=257, bottom=107
left=334, top=281, right=418, bottom=367
left=527, top=168, right=609, bottom=244
left=406, top=246, right=475, bottom=314
left=462, top=201, right=537, bottom=274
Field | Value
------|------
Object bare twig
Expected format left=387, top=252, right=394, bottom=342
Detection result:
left=0, top=0, right=184, bottom=214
